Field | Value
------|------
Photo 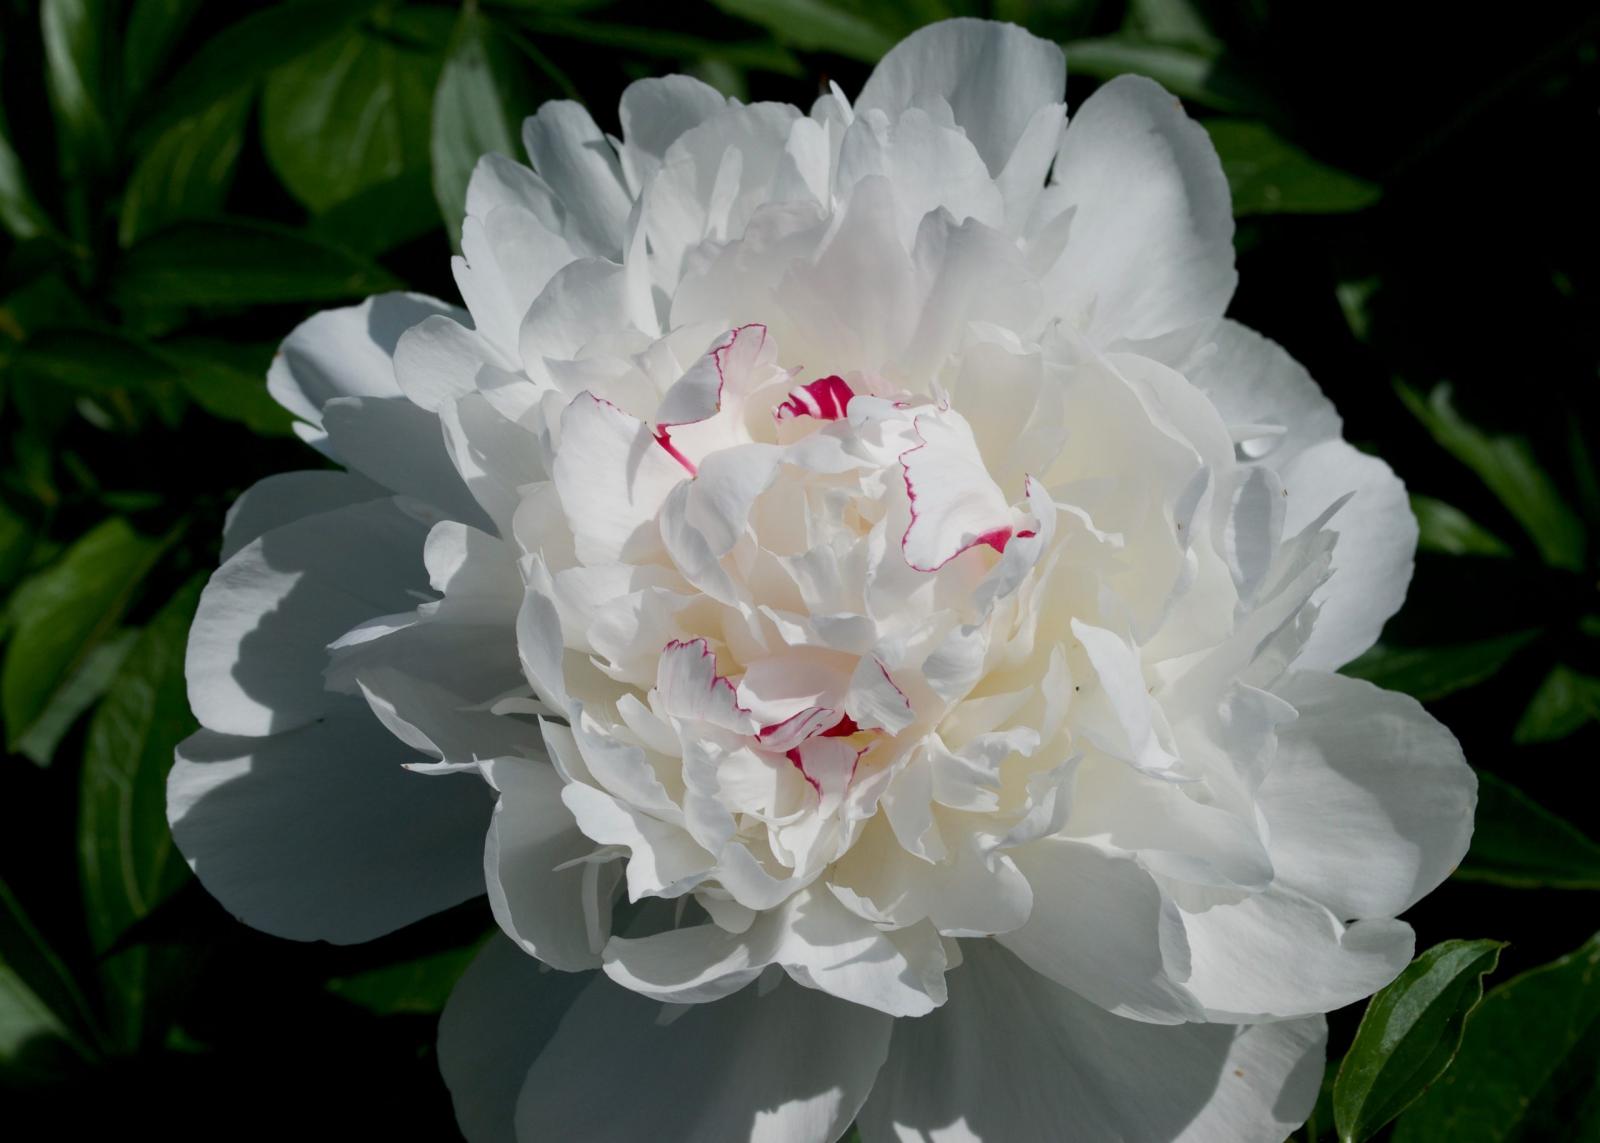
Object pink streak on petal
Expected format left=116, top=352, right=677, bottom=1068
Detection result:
left=774, top=375, right=856, bottom=422
left=652, top=426, right=697, bottom=475
left=660, top=637, right=749, bottom=716
left=783, top=747, right=822, bottom=794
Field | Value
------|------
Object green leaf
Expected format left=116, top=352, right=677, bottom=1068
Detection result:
left=0, top=500, right=37, bottom=596
left=14, top=630, right=135, bottom=766
left=0, top=104, right=54, bottom=241
left=79, top=580, right=201, bottom=951
left=1412, top=495, right=1513, bottom=558
left=1341, top=630, right=1538, bottom=702
left=1204, top=120, right=1380, bottom=215
left=1125, top=0, right=1218, bottom=53
left=1064, top=38, right=1271, bottom=115
left=1334, top=939, right=1504, bottom=1143
left=112, top=219, right=400, bottom=308
left=134, top=0, right=378, bottom=142
left=511, top=13, right=803, bottom=76
left=1399, top=382, right=1587, bottom=571
left=311, top=167, right=445, bottom=256
left=1394, top=935, right=1600, bottom=1143
left=119, top=87, right=252, bottom=246
left=0, top=876, right=99, bottom=1072
left=123, top=0, right=203, bottom=104
left=0, top=962, right=78, bottom=1079
left=1514, top=665, right=1600, bottom=745
left=326, top=940, right=485, bottom=1015
left=261, top=10, right=447, bottom=214
left=1, top=519, right=169, bottom=751
left=8, top=327, right=177, bottom=396
left=80, top=581, right=203, bottom=1049
left=431, top=10, right=547, bottom=245
left=707, top=0, right=899, bottom=62
left=41, top=0, right=112, bottom=178
left=1457, top=773, right=1600, bottom=890
left=160, top=338, right=295, bottom=436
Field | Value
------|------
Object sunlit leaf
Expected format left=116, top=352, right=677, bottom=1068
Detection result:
left=119, top=87, right=252, bottom=246
left=1457, top=773, right=1600, bottom=890
left=707, top=0, right=899, bottom=63
left=1399, top=382, right=1587, bottom=571
left=1394, top=935, right=1600, bottom=1142
left=431, top=9, right=547, bottom=244
left=1514, top=665, right=1600, bottom=745
left=0, top=876, right=98, bottom=1073
left=13, top=630, right=134, bottom=766
left=1411, top=495, right=1513, bottom=558
left=1, top=519, right=169, bottom=752
left=261, top=9, right=448, bottom=214
left=112, top=219, right=400, bottom=308
left=1334, top=939, right=1504, bottom=1143
left=1205, top=120, right=1380, bottom=215
left=1342, top=631, right=1538, bottom=702
left=1126, top=0, right=1217, bottom=52
left=0, top=105, right=53, bottom=241
left=41, top=0, right=112, bottom=179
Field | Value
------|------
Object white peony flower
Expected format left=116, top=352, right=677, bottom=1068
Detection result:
left=169, top=19, right=1477, bottom=1143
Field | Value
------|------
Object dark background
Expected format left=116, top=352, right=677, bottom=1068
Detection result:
left=2, top=1, right=1597, bottom=1138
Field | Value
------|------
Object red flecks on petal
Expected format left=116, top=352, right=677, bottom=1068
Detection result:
left=972, top=527, right=1015, bottom=554
left=757, top=706, right=839, bottom=752
left=784, top=747, right=822, bottom=794
left=660, top=637, right=749, bottom=715
left=774, top=375, right=856, bottom=422
left=822, top=713, right=861, bottom=737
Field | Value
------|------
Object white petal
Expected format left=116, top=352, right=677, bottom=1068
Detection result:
left=392, top=313, right=518, bottom=414
left=1043, top=75, right=1234, bottom=345
left=522, top=101, right=631, bottom=258
left=168, top=701, right=491, bottom=943
left=486, top=756, right=619, bottom=971
left=220, top=470, right=385, bottom=561
left=1180, top=885, right=1415, bottom=1020
left=1000, top=839, right=1203, bottom=1023
left=859, top=940, right=1324, bottom=1143
left=266, top=292, right=457, bottom=427
left=900, top=408, right=1015, bottom=572
left=1259, top=671, right=1475, bottom=919
left=1281, top=439, right=1416, bottom=670
left=552, top=393, right=685, bottom=565
left=1180, top=320, right=1341, bottom=469
left=514, top=972, right=891, bottom=1143
left=318, top=395, right=485, bottom=524
left=187, top=497, right=431, bottom=736
left=655, top=638, right=756, bottom=733
left=855, top=18, right=1066, bottom=175
left=604, top=887, right=947, bottom=1017
left=561, top=783, right=713, bottom=901
left=437, top=936, right=594, bottom=1143
left=618, top=74, right=730, bottom=191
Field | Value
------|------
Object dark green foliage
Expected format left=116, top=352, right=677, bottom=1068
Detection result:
left=1, top=1, right=1597, bottom=1138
